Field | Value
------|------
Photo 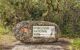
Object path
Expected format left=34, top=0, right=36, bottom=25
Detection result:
left=0, top=38, right=72, bottom=50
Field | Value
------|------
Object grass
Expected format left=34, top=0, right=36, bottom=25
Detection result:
left=0, top=34, right=16, bottom=45
left=71, top=38, right=80, bottom=50
left=0, top=23, right=10, bottom=35
left=60, top=34, right=80, bottom=50
left=0, top=23, right=16, bottom=45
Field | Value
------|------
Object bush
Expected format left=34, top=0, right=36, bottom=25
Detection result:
left=0, top=0, right=80, bottom=37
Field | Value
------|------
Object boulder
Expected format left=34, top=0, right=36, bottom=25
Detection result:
left=13, top=21, right=60, bottom=43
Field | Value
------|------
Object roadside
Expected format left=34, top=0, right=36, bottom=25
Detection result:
left=0, top=34, right=71, bottom=50
left=0, top=34, right=80, bottom=50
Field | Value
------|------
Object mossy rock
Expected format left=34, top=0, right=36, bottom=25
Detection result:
left=13, top=21, right=61, bottom=43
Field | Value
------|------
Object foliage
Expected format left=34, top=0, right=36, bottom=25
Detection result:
left=72, top=38, right=80, bottom=50
left=0, top=0, right=80, bottom=37
left=0, top=23, right=10, bottom=35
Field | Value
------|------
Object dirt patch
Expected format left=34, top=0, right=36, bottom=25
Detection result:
left=0, top=38, right=72, bottom=50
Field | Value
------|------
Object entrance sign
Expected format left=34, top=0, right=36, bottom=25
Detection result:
left=13, top=21, right=60, bottom=43
left=33, top=26, right=55, bottom=37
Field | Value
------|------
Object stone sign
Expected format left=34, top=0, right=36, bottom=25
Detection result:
left=13, top=21, right=60, bottom=43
